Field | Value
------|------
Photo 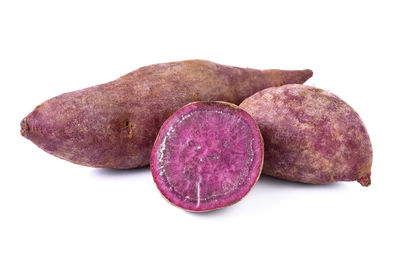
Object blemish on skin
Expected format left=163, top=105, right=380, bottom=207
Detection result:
left=123, top=120, right=134, bottom=138
left=20, top=119, right=26, bottom=129
left=20, top=118, right=29, bottom=136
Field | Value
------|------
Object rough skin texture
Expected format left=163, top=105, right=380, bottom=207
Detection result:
left=150, top=102, right=263, bottom=212
left=20, top=59, right=312, bottom=169
left=240, top=84, right=373, bottom=186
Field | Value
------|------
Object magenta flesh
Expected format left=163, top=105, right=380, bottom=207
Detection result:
left=150, top=102, right=263, bottom=212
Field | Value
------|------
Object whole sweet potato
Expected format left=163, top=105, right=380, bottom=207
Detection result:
left=240, top=84, right=372, bottom=186
left=21, top=60, right=312, bottom=169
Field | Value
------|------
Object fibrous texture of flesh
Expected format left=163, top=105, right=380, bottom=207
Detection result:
left=20, top=59, right=312, bottom=169
left=150, top=102, right=263, bottom=212
left=240, top=84, right=373, bottom=186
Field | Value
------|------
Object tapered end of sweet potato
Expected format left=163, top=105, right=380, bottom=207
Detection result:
left=20, top=113, right=37, bottom=139
left=357, top=175, right=371, bottom=187
left=258, top=69, right=313, bottom=93
left=282, top=69, right=313, bottom=84
left=302, top=69, right=313, bottom=82
left=20, top=108, right=53, bottom=154
left=20, top=118, right=28, bottom=137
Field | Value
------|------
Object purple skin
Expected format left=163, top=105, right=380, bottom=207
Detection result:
left=150, top=102, right=264, bottom=212
left=20, top=59, right=312, bottom=169
left=240, top=85, right=373, bottom=186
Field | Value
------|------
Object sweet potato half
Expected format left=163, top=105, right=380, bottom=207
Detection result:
left=150, top=101, right=264, bottom=212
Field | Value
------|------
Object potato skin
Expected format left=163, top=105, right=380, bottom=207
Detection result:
left=21, top=60, right=312, bottom=169
left=240, top=84, right=372, bottom=186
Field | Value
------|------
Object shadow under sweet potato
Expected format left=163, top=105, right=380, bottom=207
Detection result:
left=256, top=174, right=347, bottom=190
left=91, top=166, right=151, bottom=178
left=90, top=167, right=348, bottom=216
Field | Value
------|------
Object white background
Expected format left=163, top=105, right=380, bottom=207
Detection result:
left=1, top=0, right=399, bottom=258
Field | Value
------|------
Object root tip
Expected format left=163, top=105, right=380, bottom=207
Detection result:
left=20, top=118, right=28, bottom=136
left=357, top=175, right=371, bottom=187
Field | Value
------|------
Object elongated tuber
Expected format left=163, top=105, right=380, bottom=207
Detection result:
left=21, top=60, right=312, bottom=169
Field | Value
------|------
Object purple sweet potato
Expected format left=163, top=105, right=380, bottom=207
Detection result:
left=20, top=59, right=312, bottom=169
left=150, top=102, right=264, bottom=212
left=240, top=84, right=373, bottom=186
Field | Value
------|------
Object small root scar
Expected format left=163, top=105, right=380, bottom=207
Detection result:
left=124, top=120, right=134, bottom=138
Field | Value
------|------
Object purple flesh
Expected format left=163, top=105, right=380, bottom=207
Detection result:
left=150, top=102, right=263, bottom=212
